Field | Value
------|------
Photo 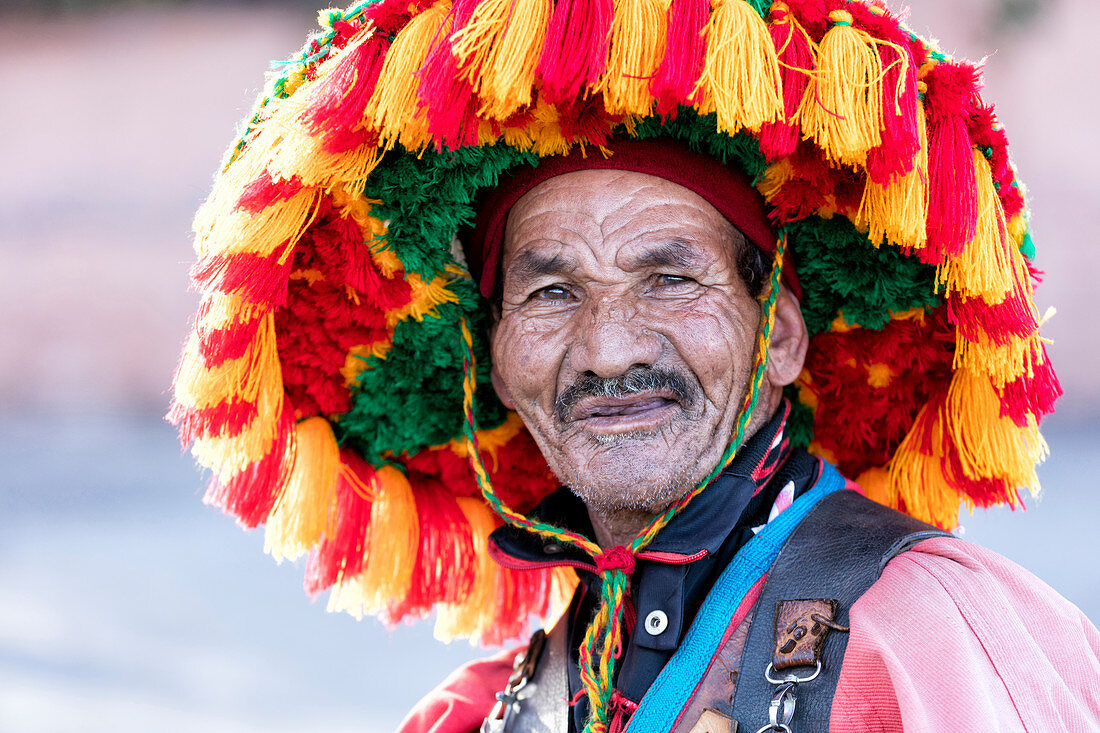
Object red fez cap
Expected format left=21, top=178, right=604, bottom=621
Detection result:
left=466, top=138, right=798, bottom=298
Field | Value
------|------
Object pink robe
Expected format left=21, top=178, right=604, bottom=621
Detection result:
left=399, top=537, right=1100, bottom=732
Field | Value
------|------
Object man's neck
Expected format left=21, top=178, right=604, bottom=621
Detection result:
left=586, top=504, right=662, bottom=549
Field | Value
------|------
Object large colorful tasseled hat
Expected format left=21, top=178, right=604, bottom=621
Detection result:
left=170, top=0, right=1060, bottom=643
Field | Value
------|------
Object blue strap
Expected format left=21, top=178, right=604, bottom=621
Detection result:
left=626, top=463, right=847, bottom=732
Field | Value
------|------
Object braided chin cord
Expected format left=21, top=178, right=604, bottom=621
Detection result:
left=461, top=235, right=788, bottom=733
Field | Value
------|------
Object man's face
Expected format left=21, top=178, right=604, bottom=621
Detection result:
left=490, top=170, right=794, bottom=515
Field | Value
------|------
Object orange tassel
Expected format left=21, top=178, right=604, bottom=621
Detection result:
left=798, top=10, right=903, bottom=168
left=452, top=0, right=552, bottom=120
left=693, top=0, right=783, bottom=135
left=600, top=0, right=669, bottom=117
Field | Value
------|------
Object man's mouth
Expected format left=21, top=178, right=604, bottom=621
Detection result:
left=553, top=366, right=698, bottom=436
left=568, top=391, right=683, bottom=433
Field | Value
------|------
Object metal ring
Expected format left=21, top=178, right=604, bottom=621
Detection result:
left=754, top=725, right=793, bottom=733
left=769, top=682, right=797, bottom=728
left=765, top=660, right=822, bottom=684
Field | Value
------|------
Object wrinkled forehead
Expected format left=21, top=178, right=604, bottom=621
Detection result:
left=501, top=169, right=741, bottom=272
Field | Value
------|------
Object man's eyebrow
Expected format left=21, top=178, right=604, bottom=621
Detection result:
left=505, top=250, right=574, bottom=283
left=630, top=240, right=701, bottom=270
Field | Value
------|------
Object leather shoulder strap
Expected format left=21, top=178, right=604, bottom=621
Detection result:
left=731, top=489, right=949, bottom=730
left=498, top=616, right=570, bottom=733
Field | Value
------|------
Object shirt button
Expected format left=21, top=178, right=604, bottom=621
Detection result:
left=644, top=610, right=669, bottom=636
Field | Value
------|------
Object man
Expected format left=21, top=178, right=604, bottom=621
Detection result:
left=398, top=149, right=1100, bottom=732
left=170, top=0, right=1099, bottom=730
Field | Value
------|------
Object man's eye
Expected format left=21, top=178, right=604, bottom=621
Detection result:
left=654, top=274, right=693, bottom=287
left=531, top=285, right=571, bottom=301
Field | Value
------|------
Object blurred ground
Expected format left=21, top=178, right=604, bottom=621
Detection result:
left=0, top=1, right=1096, bottom=731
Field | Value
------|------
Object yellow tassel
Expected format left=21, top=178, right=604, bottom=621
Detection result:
left=693, top=0, right=782, bottom=135
left=452, top=0, right=551, bottom=120
left=854, top=466, right=891, bottom=506
left=264, top=417, right=341, bottom=561
left=195, top=292, right=270, bottom=334
left=798, top=10, right=891, bottom=168
left=954, top=331, right=1045, bottom=389
left=600, top=0, right=669, bottom=117
left=364, top=3, right=450, bottom=150
left=855, top=102, right=928, bottom=249
left=549, top=566, right=580, bottom=616
left=341, top=341, right=394, bottom=388
left=1007, top=212, right=1028, bottom=251
left=448, top=411, right=526, bottom=469
left=938, top=151, right=1028, bottom=304
left=370, top=242, right=405, bottom=279
left=355, top=465, right=419, bottom=612
left=944, top=369, right=1045, bottom=490
left=886, top=404, right=960, bottom=529
left=756, top=158, right=794, bottom=201
left=174, top=313, right=279, bottom=411
left=502, top=96, right=571, bottom=156
left=385, top=273, right=460, bottom=327
left=272, top=130, right=381, bottom=194
left=191, top=391, right=284, bottom=481
left=434, top=497, right=500, bottom=642
left=195, top=185, right=322, bottom=264
left=193, top=132, right=325, bottom=262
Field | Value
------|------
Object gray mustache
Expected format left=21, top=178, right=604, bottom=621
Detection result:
left=555, top=367, right=699, bottom=424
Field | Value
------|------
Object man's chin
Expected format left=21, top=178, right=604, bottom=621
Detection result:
left=591, top=428, right=659, bottom=446
left=554, top=442, right=699, bottom=514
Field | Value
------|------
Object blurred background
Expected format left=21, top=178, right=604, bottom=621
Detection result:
left=0, top=0, right=1096, bottom=730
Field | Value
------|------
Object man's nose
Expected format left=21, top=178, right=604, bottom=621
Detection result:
left=568, top=293, right=663, bottom=378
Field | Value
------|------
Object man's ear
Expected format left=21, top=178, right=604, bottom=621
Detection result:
left=763, top=284, right=809, bottom=389
left=486, top=310, right=516, bottom=410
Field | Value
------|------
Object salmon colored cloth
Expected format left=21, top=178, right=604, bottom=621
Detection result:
left=831, top=536, right=1100, bottom=731
left=399, top=537, right=1100, bottom=732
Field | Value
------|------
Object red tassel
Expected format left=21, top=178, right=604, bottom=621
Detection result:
left=191, top=252, right=294, bottom=308
left=650, top=0, right=709, bottom=117
left=235, top=171, right=305, bottom=215
left=865, top=42, right=919, bottom=185
left=382, top=482, right=475, bottom=623
left=484, top=566, right=555, bottom=646
left=554, top=96, right=618, bottom=147
left=362, top=0, right=418, bottom=36
left=757, top=1, right=814, bottom=160
left=996, top=349, right=1061, bottom=426
left=418, top=0, right=482, bottom=150
left=535, top=0, right=613, bottom=107
left=316, top=122, right=380, bottom=156
left=967, top=104, right=1025, bottom=221
left=922, top=61, right=983, bottom=264
left=801, top=308, right=954, bottom=479
left=197, top=319, right=260, bottom=366
left=170, top=400, right=259, bottom=446
left=941, top=432, right=1015, bottom=510
left=302, top=31, right=390, bottom=138
left=947, top=293, right=1037, bottom=346
left=201, top=401, right=295, bottom=529
left=305, top=451, right=377, bottom=595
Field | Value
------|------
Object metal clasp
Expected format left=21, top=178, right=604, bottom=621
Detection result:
left=753, top=661, right=822, bottom=733
left=481, top=629, right=546, bottom=733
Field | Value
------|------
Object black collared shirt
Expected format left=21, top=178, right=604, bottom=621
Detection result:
left=489, top=402, right=821, bottom=731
